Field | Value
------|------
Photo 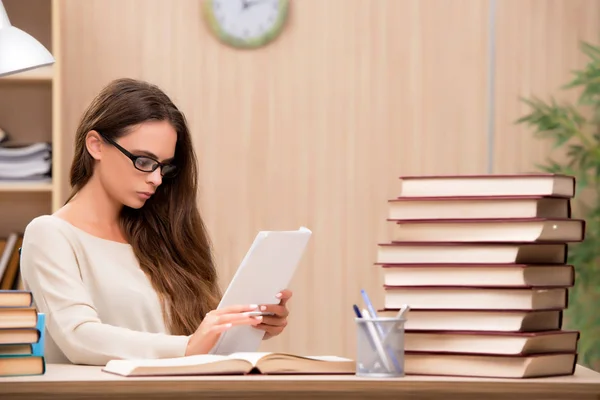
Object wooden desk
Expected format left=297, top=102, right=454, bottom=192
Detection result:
left=2, top=363, right=600, bottom=400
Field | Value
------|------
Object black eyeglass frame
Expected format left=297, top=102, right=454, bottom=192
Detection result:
left=98, top=132, right=177, bottom=178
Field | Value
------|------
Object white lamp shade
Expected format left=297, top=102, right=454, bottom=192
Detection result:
left=0, top=1, right=55, bottom=77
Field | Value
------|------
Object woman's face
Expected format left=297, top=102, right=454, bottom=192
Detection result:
left=94, top=120, right=178, bottom=209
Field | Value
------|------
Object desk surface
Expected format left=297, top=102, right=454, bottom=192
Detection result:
left=2, top=363, right=600, bottom=400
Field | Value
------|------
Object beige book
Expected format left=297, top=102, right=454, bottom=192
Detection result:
left=379, top=264, right=574, bottom=287
left=389, top=218, right=585, bottom=243
left=0, top=307, right=38, bottom=329
left=0, top=356, right=45, bottom=377
left=0, top=290, right=32, bottom=308
left=384, top=286, right=568, bottom=310
left=404, top=330, right=579, bottom=355
left=404, top=352, right=577, bottom=378
left=379, top=309, right=563, bottom=332
left=397, top=174, right=575, bottom=198
left=387, top=196, right=570, bottom=220
left=377, top=242, right=567, bottom=264
left=103, top=352, right=355, bottom=377
left=0, top=327, right=40, bottom=345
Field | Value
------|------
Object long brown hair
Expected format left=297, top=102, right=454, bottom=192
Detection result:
left=67, top=78, right=220, bottom=335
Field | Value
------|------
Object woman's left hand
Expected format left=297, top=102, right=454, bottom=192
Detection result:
left=254, top=289, right=292, bottom=340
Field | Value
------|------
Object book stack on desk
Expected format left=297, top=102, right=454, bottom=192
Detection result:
left=377, top=173, right=581, bottom=378
left=0, top=290, right=46, bottom=376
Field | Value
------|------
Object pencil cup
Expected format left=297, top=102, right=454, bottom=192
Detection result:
left=355, top=316, right=405, bottom=378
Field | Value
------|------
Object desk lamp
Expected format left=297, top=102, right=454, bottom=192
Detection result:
left=0, top=0, right=54, bottom=77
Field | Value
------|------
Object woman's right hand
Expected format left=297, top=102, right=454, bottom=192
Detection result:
left=185, top=304, right=263, bottom=356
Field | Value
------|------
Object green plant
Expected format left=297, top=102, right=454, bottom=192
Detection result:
left=517, top=41, right=600, bottom=372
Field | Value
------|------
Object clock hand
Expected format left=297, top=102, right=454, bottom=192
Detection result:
left=242, top=0, right=268, bottom=10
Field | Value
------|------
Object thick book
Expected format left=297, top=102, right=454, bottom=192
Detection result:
left=0, top=307, right=38, bottom=329
left=404, top=352, right=577, bottom=378
left=383, top=286, right=569, bottom=310
left=388, top=218, right=585, bottom=243
left=379, top=309, right=563, bottom=332
left=378, top=263, right=574, bottom=287
left=404, top=330, right=579, bottom=355
left=0, top=355, right=45, bottom=377
left=387, top=195, right=570, bottom=220
left=0, top=290, right=32, bottom=308
left=377, top=242, right=567, bottom=265
left=102, top=352, right=355, bottom=377
left=396, top=173, right=575, bottom=198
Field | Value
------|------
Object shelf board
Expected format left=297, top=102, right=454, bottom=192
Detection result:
left=0, top=65, right=53, bottom=83
left=0, top=181, right=53, bottom=192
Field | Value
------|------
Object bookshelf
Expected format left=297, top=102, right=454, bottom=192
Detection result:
left=0, top=0, right=61, bottom=238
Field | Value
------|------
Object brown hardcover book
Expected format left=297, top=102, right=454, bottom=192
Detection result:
left=379, top=309, right=563, bottom=332
left=377, top=242, right=567, bottom=265
left=388, top=218, right=585, bottom=243
left=383, top=285, right=569, bottom=311
left=378, top=263, right=575, bottom=287
left=397, top=173, right=575, bottom=198
left=387, top=195, right=571, bottom=220
left=0, top=235, right=23, bottom=290
left=404, top=330, right=579, bottom=355
left=403, top=351, right=577, bottom=378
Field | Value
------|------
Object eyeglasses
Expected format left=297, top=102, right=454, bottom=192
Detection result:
left=99, top=132, right=177, bottom=178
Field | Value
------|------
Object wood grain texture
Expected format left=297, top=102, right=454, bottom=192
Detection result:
left=2, top=364, right=600, bottom=400
left=55, top=0, right=599, bottom=360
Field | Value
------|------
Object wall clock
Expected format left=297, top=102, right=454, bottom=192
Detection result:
left=203, top=0, right=290, bottom=49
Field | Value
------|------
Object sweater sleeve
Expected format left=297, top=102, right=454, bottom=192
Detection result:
left=19, top=217, right=191, bottom=366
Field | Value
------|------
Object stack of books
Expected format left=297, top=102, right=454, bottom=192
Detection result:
left=377, top=173, right=581, bottom=378
left=0, top=142, right=51, bottom=183
left=0, top=290, right=46, bottom=376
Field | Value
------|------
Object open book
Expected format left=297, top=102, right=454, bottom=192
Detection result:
left=102, top=352, right=355, bottom=377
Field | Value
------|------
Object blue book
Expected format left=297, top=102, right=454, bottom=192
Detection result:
left=31, top=312, right=45, bottom=357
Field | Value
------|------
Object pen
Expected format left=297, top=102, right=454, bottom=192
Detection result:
left=360, top=289, right=403, bottom=374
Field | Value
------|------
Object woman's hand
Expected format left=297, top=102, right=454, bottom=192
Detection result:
left=185, top=304, right=263, bottom=356
left=254, top=289, right=293, bottom=340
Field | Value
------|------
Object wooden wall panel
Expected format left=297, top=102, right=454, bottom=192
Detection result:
left=55, top=0, right=598, bottom=359
left=493, top=0, right=600, bottom=173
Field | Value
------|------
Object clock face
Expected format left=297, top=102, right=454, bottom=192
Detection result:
left=204, top=0, right=289, bottom=48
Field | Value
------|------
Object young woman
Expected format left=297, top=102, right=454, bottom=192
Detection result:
left=19, top=78, right=292, bottom=366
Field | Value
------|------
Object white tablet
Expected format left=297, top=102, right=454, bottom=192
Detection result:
left=209, top=226, right=312, bottom=355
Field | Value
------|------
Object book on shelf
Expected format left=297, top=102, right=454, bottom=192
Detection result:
left=0, top=142, right=51, bottom=183
left=102, top=352, right=355, bottom=377
left=372, top=173, right=582, bottom=378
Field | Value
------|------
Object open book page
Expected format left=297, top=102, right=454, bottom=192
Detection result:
left=102, top=354, right=253, bottom=377
left=229, top=352, right=355, bottom=374
left=231, top=352, right=353, bottom=364
left=102, top=352, right=356, bottom=377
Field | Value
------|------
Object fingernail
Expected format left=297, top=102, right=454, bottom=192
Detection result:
left=276, top=293, right=282, bottom=298
left=260, top=305, right=267, bottom=311
left=250, top=304, right=258, bottom=309
left=255, top=316, right=263, bottom=322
